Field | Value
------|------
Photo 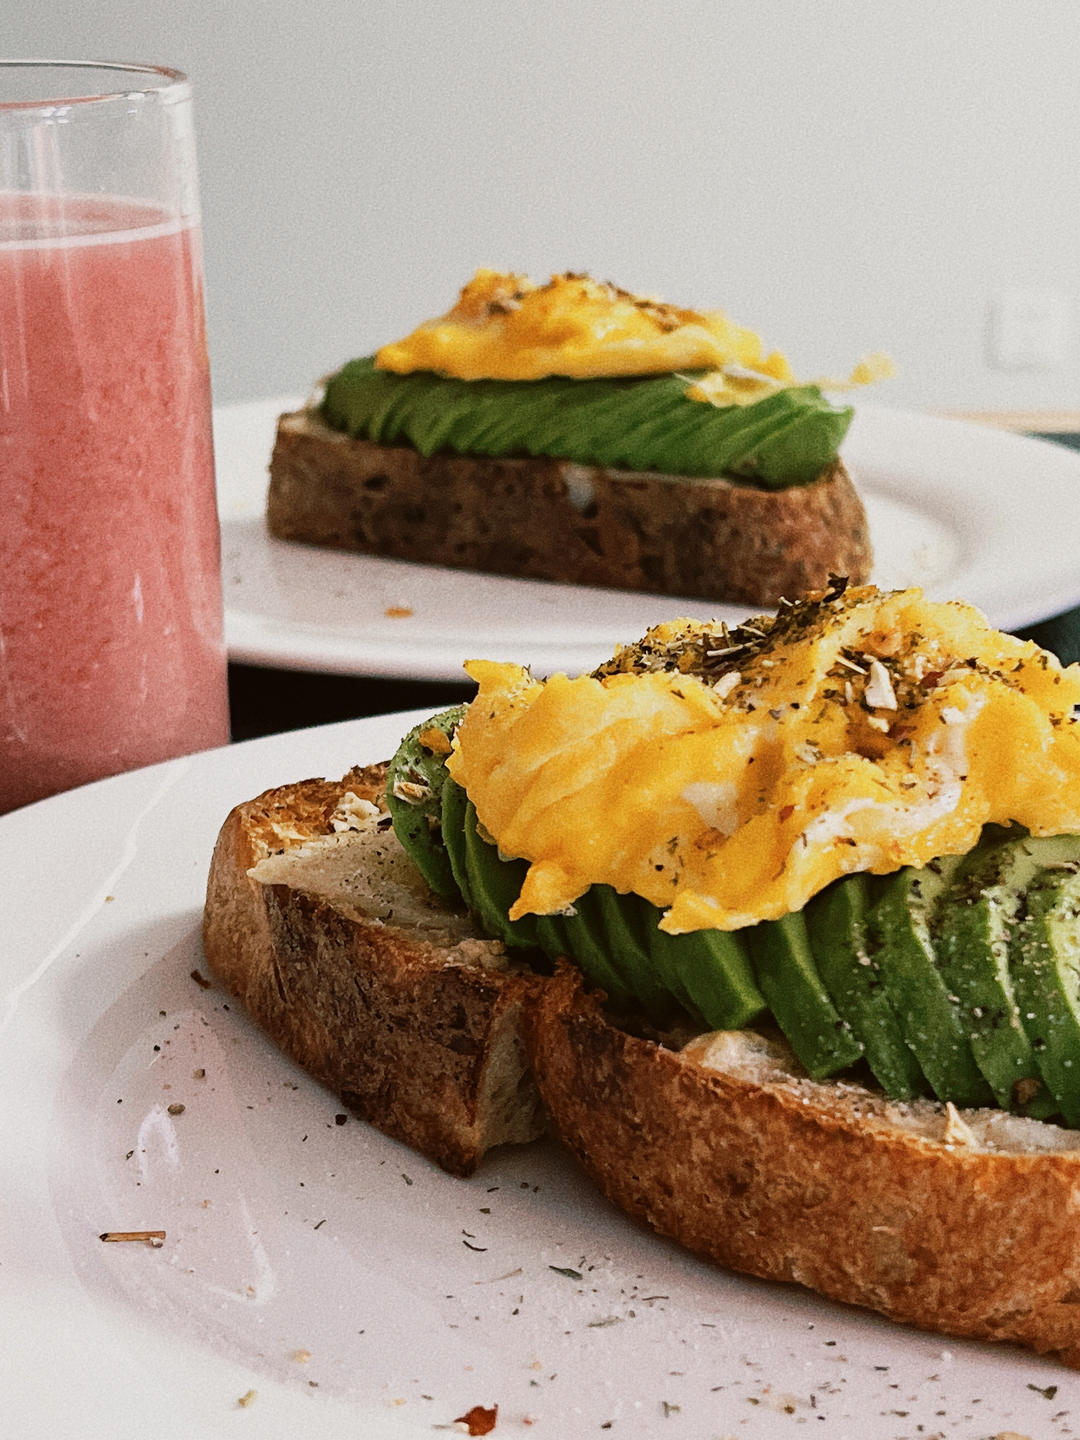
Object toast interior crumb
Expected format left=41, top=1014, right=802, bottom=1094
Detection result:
left=684, top=1028, right=1080, bottom=1156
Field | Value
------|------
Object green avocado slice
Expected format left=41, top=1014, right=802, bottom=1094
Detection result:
left=645, top=912, right=767, bottom=1032
left=550, top=889, right=640, bottom=1009
left=461, top=796, right=539, bottom=949
left=614, top=891, right=700, bottom=1018
left=804, top=874, right=928, bottom=1100
left=460, top=795, right=637, bottom=1006
left=935, top=831, right=1079, bottom=1117
left=742, top=910, right=863, bottom=1079
left=439, top=775, right=476, bottom=911
left=589, top=885, right=679, bottom=1017
left=385, top=706, right=467, bottom=897
left=320, top=357, right=854, bottom=489
left=1009, top=861, right=1080, bottom=1125
left=867, top=859, right=994, bottom=1107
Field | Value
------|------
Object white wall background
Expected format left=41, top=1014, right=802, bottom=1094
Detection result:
left=8, top=1, right=1080, bottom=412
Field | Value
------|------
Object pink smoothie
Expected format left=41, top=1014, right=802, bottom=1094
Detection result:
left=0, top=194, right=229, bottom=813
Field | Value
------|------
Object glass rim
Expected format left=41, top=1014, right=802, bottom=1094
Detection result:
left=0, top=59, right=190, bottom=112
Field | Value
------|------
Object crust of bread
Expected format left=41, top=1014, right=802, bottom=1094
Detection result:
left=266, top=407, right=873, bottom=607
left=527, top=965, right=1080, bottom=1367
left=201, top=764, right=545, bottom=1176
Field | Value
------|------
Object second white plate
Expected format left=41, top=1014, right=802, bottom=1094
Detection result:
left=215, top=397, right=1080, bottom=680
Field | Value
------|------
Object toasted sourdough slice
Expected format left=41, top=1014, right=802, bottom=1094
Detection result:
left=266, top=407, right=873, bottom=607
left=202, top=764, right=546, bottom=1176
left=528, top=966, right=1080, bottom=1367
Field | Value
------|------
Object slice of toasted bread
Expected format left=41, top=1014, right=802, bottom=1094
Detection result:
left=201, top=764, right=546, bottom=1175
left=266, top=407, right=873, bottom=607
left=528, top=964, right=1080, bottom=1366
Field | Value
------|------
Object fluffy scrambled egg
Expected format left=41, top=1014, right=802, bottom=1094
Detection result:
left=446, top=585, right=1080, bottom=932
left=376, top=269, right=785, bottom=383
left=376, top=269, right=891, bottom=400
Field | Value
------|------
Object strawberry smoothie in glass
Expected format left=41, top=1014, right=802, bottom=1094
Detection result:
left=0, top=62, right=229, bottom=813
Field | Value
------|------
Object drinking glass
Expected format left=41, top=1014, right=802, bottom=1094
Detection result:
left=0, top=60, right=230, bottom=813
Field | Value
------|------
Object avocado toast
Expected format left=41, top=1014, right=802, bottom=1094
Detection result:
left=204, top=580, right=1080, bottom=1365
left=267, top=271, right=881, bottom=605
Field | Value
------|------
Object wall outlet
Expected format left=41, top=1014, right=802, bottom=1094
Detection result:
left=988, top=287, right=1073, bottom=370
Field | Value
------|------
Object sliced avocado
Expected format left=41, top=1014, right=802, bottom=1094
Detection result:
left=590, top=884, right=679, bottom=1018
left=742, top=911, right=863, bottom=1080
left=867, top=858, right=994, bottom=1107
left=935, top=831, right=1079, bottom=1117
left=461, top=797, right=539, bottom=948
left=322, top=357, right=854, bottom=489
left=617, top=891, right=700, bottom=1018
left=386, top=706, right=467, bottom=897
left=556, top=888, right=642, bottom=1010
left=439, top=776, right=476, bottom=911
left=455, top=794, right=762, bottom=1025
left=1010, top=859, right=1080, bottom=1125
left=804, top=874, right=928, bottom=1100
left=459, top=793, right=637, bottom=1005
left=645, top=912, right=767, bottom=1032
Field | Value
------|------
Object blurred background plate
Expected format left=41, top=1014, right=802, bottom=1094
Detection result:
left=215, top=397, right=1080, bottom=681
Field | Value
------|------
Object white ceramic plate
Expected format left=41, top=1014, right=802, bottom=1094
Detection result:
left=215, top=397, right=1080, bottom=680
left=3, top=715, right=1075, bottom=1438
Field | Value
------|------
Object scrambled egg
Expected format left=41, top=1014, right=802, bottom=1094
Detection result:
left=446, top=585, right=1080, bottom=932
left=375, top=269, right=891, bottom=401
